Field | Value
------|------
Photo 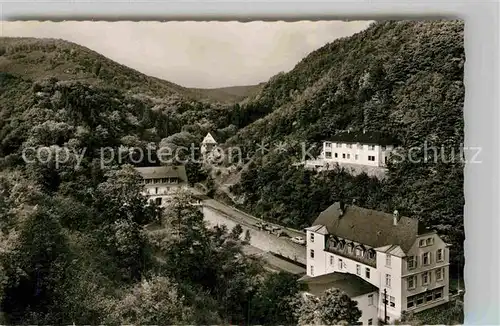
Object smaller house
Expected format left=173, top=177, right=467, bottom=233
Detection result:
left=135, top=165, right=188, bottom=206
left=201, top=132, right=217, bottom=156
left=299, top=272, right=379, bottom=325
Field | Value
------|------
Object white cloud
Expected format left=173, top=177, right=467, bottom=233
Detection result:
left=2, top=20, right=372, bottom=88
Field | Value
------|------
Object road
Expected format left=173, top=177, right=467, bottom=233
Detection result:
left=201, top=199, right=307, bottom=267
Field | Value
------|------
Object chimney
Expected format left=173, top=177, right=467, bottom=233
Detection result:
left=393, top=210, right=400, bottom=225
left=339, top=201, right=345, bottom=217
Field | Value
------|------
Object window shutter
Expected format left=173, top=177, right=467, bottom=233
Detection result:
left=429, top=252, right=433, bottom=264
left=415, top=255, right=419, bottom=267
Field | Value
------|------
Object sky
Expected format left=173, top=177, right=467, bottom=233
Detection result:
left=2, top=20, right=372, bottom=88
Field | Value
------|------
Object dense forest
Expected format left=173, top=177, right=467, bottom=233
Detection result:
left=0, top=19, right=464, bottom=324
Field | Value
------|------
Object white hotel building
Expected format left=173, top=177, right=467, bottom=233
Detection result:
left=301, top=202, right=450, bottom=324
left=319, top=131, right=396, bottom=168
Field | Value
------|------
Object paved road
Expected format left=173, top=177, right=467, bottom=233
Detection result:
left=202, top=200, right=307, bottom=266
left=242, top=245, right=306, bottom=275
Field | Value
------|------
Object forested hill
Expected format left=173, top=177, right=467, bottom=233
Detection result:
left=228, top=20, right=465, bottom=267
left=0, top=37, right=257, bottom=103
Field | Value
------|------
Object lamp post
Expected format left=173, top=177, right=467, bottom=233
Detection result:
left=384, top=288, right=388, bottom=324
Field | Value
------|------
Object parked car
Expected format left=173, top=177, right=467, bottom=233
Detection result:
left=276, top=230, right=289, bottom=238
left=255, top=222, right=266, bottom=229
left=264, top=224, right=274, bottom=232
left=291, top=236, right=306, bottom=245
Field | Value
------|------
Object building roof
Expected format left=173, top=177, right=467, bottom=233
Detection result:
left=299, top=272, right=378, bottom=298
left=202, top=132, right=217, bottom=144
left=324, top=130, right=398, bottom=146
left=312, top=202, right=425, bottom=253
left=304, top=225, right=329, bottom=235
left=135, top=165, right=188, bottom=183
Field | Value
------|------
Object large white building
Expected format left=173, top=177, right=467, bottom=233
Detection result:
left=135, top=165, right=189, bottom=206
left=319, top=131, right=396, bottom=168
left=304, top=202, right=450, bottom=324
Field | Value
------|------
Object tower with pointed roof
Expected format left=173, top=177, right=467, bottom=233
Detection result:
left=201, top=132, right=217, bottom=156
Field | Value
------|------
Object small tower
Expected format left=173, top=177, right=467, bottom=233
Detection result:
left=201, top=132, right=217, bottom=156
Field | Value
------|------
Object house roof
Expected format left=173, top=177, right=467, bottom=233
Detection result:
left=304, top=225, right=329, bottom=235
left=135, top=165, right=188, bottom=183
left=202, top=132, right=217, bottom=144
left=299, top=272, right=378, bottom=298
left=324, top=130, right=398, bottom=146
left=312, top=202, right=425, bottom=253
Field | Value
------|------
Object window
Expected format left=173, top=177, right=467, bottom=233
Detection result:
left=355, top=248, right=363, bottom=257
left=310, top=265, right=314, bottom=276
left=365, top=268, right=370, bottom=279
left=385, top=274, right=391, bottom=287
left=325, top=142, right=332, bottom=148
left=434, top=288, right=443, bottom=300
left=347, top=153, right=351, bottom=159
left=419, top=239, right=426, bottom=247
left=334, top=153, right=338, bottom=158
left=347, top=144, right=352, bottom=148
left=336, top=143, right=341, bottom=148
left=407, top=297, right=415, bottom=309
left=355, top=154, right=359, bottom=160
left=347, top=243, right=353, bottom=253
left=368, top=155, right=376, bottom=161
left=356, top=264, right=361, bottom=275
left=384, top=156, right=388, bottom=164
left=386, top=254, right=391, bottom=267
left=338, top=258, right=343, bottom=270
left=407, top=256, right=417, bottom=269
left=390, top=296, right=395, bottom=307
left=155, top=197, right=162, bottom=206
left=325, top=152, right=332, bottom=159
left=330, top=255, right=334, bottom=266
left=357, top=144, right=363, bottom=149
left=310, top=249, right=315, bottom=259
left=368, top=294, right=374, bottom=306
left=342, top=153, right=346, bottom=159
left=436, top=249, right=444, bottom=262
left=155, top=187, right=159, bottom=194
left=422, top=252, right=430, bottom=266
left=416, top=295, right=424, bottom=305
left=422, top=271, right=430, bottom=285
left=436, top=268, right=444, bottom=281
left=426, top=237, right=434, bottom=246
left=426, top=292, right=434, bottom=302
left=368, top=250, right=375, bottom=259
left=369, top=145, right=375, bottom=150
left=368, top=318, right=373, bottom=325
left=310, top=233, right=314, bottom=243
left=407, top=276, right=416, bottom=289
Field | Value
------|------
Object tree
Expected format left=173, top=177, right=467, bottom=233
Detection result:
left=250, top=272, right=303, bottom=325
left=106, top=276, right=193, bottom=325
left=294, top=288, right=362, bottom=325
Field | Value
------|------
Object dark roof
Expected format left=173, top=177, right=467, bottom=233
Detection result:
left=312, top=202, right=424, bottom=253
left=135, top=165, right=188, bottom=183
left=324, top=130, right=398, bottom=146
left=299, top=272, right=378, bottom=298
